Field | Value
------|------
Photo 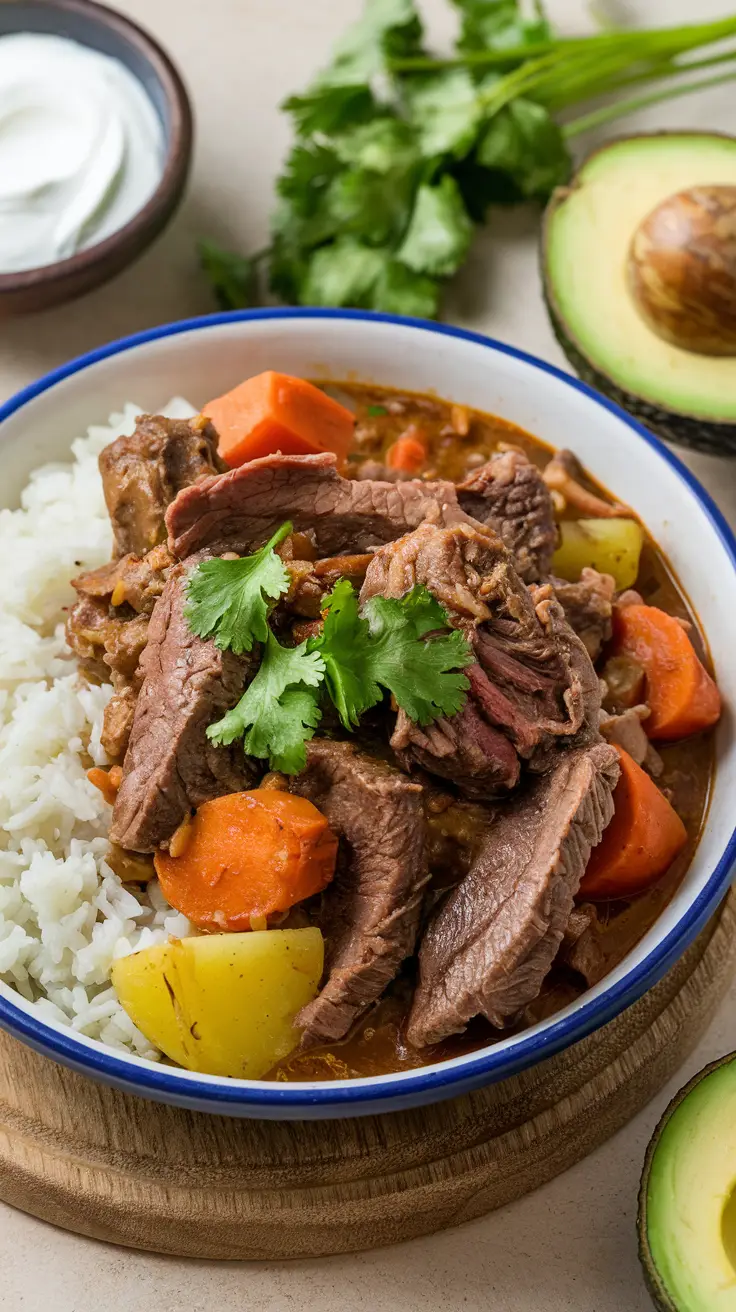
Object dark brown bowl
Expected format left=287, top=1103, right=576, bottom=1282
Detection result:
left=0, top=0, right=193, bottom=315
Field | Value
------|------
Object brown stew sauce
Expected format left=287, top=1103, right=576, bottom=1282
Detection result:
left=267, top=384, right=715, bottom=1083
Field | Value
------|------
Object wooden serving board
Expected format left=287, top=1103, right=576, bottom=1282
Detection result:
left=1, top=888, right=735, bottom=1260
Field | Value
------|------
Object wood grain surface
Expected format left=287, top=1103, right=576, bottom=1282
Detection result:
left=0, top=889, right=734, bottom=1260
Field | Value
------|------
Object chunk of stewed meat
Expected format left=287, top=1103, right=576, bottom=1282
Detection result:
left=110, top=564, right=258, bottom=852
left=361, top=521, right=600, bottom=798
left=289, top=740, right=429, bottom=1048
left=458, top=448, right=557, bottom=582
left=166, top=451, right=468, bottom=559
left=101, top=686, right=137, bottom=761
left=100, top=414, right=224, bottom=557
left=559, top=904, right=608, bottom=987
left=599, top=705, right=664, bottom=777
left=407, top=742, right=619, bottom=1045
left=72, top=543, right=174, bottom=615
left=550, top=568, right=615, bottom=660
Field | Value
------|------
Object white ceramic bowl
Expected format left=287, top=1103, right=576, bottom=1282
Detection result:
left=1, top=309, right=735, bottom=1120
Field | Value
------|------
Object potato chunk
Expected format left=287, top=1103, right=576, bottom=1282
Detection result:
left=111, top=928, right=324, bottom=1078
left=553, top=517, right=643, bottom=590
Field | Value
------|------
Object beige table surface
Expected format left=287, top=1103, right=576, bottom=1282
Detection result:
left=1, top=0, right=736, bottom=1307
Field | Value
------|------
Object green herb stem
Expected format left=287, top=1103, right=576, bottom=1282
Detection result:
left=389, top=14, right=736, bottom=74
left=542, top=47, right=736, bottom=112
left=563, top=66, right=736, bottom=137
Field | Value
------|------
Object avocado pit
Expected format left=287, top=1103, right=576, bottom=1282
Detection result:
left=628, top=184, right=736, bottom=357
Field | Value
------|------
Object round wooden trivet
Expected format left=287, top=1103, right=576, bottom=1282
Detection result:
left=1, top=889, right=735, bottom=1260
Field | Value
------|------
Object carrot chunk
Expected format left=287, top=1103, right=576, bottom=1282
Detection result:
left=611, top=603, right=721, bottom=740
left=87, top=767, right=120, bottom=806
left=385, top=426, right=427, bottom=474
left=580, top=749, right=687, bottom=901
left=203, top=372, right=355, bottom=468
left=154, top=791, right=337, bottom=931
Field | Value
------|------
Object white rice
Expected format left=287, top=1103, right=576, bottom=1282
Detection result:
left=0, top=397, right=198, bottom=1058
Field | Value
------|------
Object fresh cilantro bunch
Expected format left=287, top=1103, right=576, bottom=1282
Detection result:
left=199, top=1, right=736, bottom=316
left=186, top=526, right=473, bottom=772
left=314, top=577, right=470, bottom=731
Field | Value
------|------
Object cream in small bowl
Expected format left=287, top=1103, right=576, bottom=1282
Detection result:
left=0, top=0, right=192, bottom=315
left=0, top=32, right=164, bottom=273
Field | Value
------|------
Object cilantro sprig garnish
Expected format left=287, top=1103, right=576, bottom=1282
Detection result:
left=199, top=2, right=736, bottom=317
left=188, top=524, right=473, bottom=772
left=313, top=578, right=470, bottom=730
left=185, top=522, right=292, bottom=654
left=208, top=631, right=324, bottom=774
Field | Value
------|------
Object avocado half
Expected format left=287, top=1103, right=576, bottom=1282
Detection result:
left=639, top=1051, right=736, bottom=1309
left=543, top=132, right=736, bottom=456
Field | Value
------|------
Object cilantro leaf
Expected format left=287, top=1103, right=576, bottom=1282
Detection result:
left=310, top=579, right=380, bottom=729
left=332, top=116, right=418, bottom=175
left=476, top=99, right=571, bottom=198
left=283, top=85, right=377, bottom=138
left=302, top=239, right=386, bottom=308
left=284, top=0, right=424, bottom=137
left=404, top=68, right=483, bottom=159
left=396, top=584, right=456, bottom=636
left=453, top=0, right=551, bottom=56
left=323, top=168, right=414, bottom=246
left=208, top=631, right=324, bottom=773
left=315, top=581, right=472, bottom=732
left=324, top=0, right=424, bottom=85
left=371, top=260, right=441, bottom=318
left=396, top=176, right=474, bottom=277
left=198, top=240, right=259, bottom=310
left=276, top=143, right=343, bottom=215
left=185, top=523, right=292, bottom=654
left=363, top=589, right=472, bottom=725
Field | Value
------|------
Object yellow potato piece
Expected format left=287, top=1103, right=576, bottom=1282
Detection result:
left=111, top=928, right=324, bottom=1079
left=552, top=517, right=644, bottom=591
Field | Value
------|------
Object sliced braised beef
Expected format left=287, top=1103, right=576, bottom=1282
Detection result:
left=559, top=903, right=608, bottom=987
left=165, top=452, right=467, bottom=559
left=551, top=568, right=615, bottom=660
left=289, top=740, right=429, bottom=1048
left=100, top=414, right=224, bottom=557
left=360, top=521, right=600, bottom=797
left=458, top=448, right=557, bottom=582
left=110, top=564, right=258, bottom=852
left=406, top=742, right=620, bottom=1046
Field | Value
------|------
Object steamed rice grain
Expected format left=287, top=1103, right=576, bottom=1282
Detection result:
left=0, top=399, right=197, bottom=1058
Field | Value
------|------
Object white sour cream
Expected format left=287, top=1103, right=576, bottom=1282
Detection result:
left=0, top=33, right=165, bottom=273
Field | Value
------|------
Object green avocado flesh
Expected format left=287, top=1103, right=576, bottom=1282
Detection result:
left=545, top=133, right=736, bottom=423
left=641, top=1053, right=736, bottom=1310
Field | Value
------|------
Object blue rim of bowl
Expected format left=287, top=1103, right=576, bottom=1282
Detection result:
left=1, top=306, right=735, bottom=1112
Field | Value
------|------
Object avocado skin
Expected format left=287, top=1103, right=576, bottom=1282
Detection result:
left=545, top=292, right=736, bottom=458
left=637, top=1050, right=736, bottom=1310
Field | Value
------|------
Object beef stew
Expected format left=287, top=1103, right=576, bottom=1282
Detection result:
left=75, top=377, right=718, bottom=1083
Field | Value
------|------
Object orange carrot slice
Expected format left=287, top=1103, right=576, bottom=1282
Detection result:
left=612, top=603, right=721, bottom=740
left=580, top=749, right=687, bottom=900
left=203, top=372, right=355, bottom=468
left=154, top=790, right=337, bottom=931
left=385, top=427, right=427, bottom=474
